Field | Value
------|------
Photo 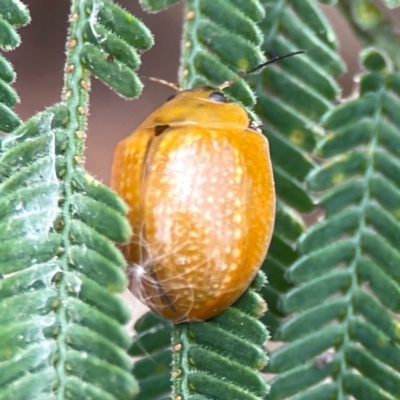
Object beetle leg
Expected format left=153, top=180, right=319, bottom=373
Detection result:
left=248, top=121, right=264, bottom=132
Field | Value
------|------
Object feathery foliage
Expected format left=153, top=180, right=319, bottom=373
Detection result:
left=81, top=0, right=153, bottom=98
left=337, top=0, right=400, bottom=70
left=0, top=0, right=152, bottom=398
left=254, top=0, right=344, bottom=337
left=266, top=48, right=400, bottom=400
left=0, top=106, right=136, bottom=399
left=0, top=0, right=30, bottom=131
left=171, top=274, right=269, bottom=400
left=130, top=313, right=172, bottom=400
left=175, top=0, right=268, bottom=124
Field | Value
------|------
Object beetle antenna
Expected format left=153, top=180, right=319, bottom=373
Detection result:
left=218, top=50, right=306, bottom=90
left=140, top=75, right=181, bottom=92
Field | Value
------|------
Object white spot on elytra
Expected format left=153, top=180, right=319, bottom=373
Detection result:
left=233, top=213, right=241, bottom=223
left=176, top=257, right=187, bottom=265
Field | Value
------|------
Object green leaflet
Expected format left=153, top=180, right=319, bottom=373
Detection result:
left=255, top=0, right=344, bottom=339
left=0, top=0, right=30, bottom=26
left=0, top=0, right=29, bottom=132
left=140, top=0, right=181, bottom=12
left=140, top=0, right=267, bottom=17
left=130, top=313, right=173, bottom=400
left=80, top=0, right=154, bottom=98
left=267, top=48, right=400, bottom=399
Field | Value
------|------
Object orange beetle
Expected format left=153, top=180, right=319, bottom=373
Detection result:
left=111, top=53, right=302, bottom=322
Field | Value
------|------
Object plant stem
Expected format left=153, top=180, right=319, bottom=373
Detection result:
left=172, top=323, right=191, bottom=399
left=55, top=0, right=91, bottom=397
left=179, top=0, right=202, bottom=89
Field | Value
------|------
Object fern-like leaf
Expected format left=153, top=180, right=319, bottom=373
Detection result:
left=130, top=313, right=173, bottom=400
left=131, top=279, right=270, bottom=400
left=0, top=0, right=154, bottom=397
left=253, top=0, right=344, bottom=338
left=266, top=48, right=400, bottom=399
left=172, top=275, right=270, bottom=400
left=179, top=0, right=266, bottom=111
left=0, top=0, right=30, bottom=132
left=0, top=106, right=137, bottom=399
left=80, top=0, right=153, bottom=98
left=337, top=0, right=400, bottom=70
